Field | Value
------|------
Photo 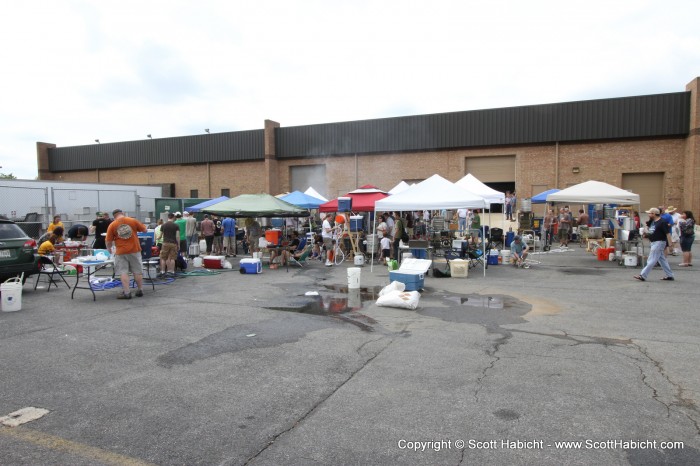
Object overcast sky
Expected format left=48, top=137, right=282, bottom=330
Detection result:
left=1, top=0, right=699, bottom=180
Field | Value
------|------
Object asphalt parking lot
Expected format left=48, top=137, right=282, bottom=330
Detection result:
left=1, top=246, right=699, bottom=465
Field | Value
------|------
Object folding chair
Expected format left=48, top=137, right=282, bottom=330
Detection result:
left=489, top=227, right=504, bottom=249
left=34, top=255, right=71, bottom=292
left=289, top=244, right=313, bottom=267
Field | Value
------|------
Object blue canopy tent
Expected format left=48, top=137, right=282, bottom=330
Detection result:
left=279, top=191, right=325, bottom=209
left=187, top=196, right=230, bottom=213
left=531, top=189, right=560, bottom=204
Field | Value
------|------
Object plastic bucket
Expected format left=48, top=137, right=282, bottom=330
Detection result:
left=353, top=255, right=365, bottom=266
left=347, top=267, right=361, bottom=289
left=1, top=277, right=23, bottom=312
left=624, top=253, right=638, bottom=267
left=500, top=249, right=511, bottom=263
left=193, top=257, right=203, bottom=267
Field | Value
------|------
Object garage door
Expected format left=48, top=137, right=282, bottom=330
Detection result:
left=290, top=164, right=327, bottom=198
left=465, top=155, right=516, bottom=182
left=622, top=173, right=663, bottom=211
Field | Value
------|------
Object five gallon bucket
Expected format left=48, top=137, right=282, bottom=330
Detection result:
left=347, top=267, right=361, bottom=289
left=1, top=276, right=23, bottom=312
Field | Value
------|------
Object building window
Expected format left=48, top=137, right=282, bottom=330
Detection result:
left=221, top=188, right=230, bottom=197
left=190, top=189, right=199, bottom=198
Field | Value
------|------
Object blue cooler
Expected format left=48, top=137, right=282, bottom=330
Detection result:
left=349, top=215, right=364, bottom=232
left=239, top=258, right=262, bottom=274
left=270, top=218, right=284, bottom=228
left=487, top=251, right=499, bottom=265
left=389, top=271, right=425, bottom=291
left=410, top=248, right=427, bottom=259
left=138, top=234, right=154, bottom=259
left=338, top=197, right=352, bottom=212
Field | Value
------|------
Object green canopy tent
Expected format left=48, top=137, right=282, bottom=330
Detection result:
left=201, top=193, right=310, bottom=218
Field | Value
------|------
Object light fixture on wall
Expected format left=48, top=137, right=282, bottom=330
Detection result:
left=572, top=167, right=580, bottom=174
left=205, top=128, right=210, bottom=134
left=147, top=134, right=152, bottom=139
left=95, top=139, right=100, bottom=144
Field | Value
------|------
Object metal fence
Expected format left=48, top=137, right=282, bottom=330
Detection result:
left=1, top=185, right=156, bottom=239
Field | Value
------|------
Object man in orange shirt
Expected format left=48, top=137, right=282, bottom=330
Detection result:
left=106, top=209, right=147, bottom=299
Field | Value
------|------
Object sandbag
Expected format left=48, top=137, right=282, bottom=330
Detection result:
left=379, top=280, right=406, bottom=296
left=376, top=290, right=420, bottom=310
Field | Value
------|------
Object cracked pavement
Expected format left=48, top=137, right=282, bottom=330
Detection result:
left=1, top=246, right=699, bottom=465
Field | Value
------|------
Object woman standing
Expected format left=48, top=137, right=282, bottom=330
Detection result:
left=678, top=211, right=695, bottom=267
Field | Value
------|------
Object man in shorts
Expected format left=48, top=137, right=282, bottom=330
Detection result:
left=106, top=209, right=147, bottom=299
left=159, top=213, right=180, bottom=278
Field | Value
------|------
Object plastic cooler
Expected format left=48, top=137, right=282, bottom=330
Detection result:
left=349, top=215, right=364, bottom=232
left=487, top=251, right=499, bottom=265
left=138, top=234, right=154, bottom=259
left=449, top=259, right=468, bottom=278
left=203, top=255, right=225, bottom=269
left=597, top=247, right=614, bottom=261
left=338, top=197, right=352, bottom=212
left=388, top=258, right=431, bottom=291
left=265, top=229, right=282, bottom=245
left=505, top=231, right=515, bottom=247
left=240, top=258, right=262, bottom=274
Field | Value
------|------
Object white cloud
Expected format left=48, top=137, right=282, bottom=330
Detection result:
left=1, top=0, right=699, bottom=179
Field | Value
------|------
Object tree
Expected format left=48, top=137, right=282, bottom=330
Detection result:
left=0, top=173, right=17, bottom=179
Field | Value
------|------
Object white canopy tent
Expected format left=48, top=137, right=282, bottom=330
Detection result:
left=374, top=174, right=490, bottom=276
left=455, top=173, right=505, bottom=204
left=546, top=180, right=640, bottom=204
left=304, top=186, right=328, bottom=202
left=388, top=180, right=411, bottom=195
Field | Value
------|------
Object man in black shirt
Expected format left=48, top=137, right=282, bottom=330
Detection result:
left=159, top=213, right=181, bottom=278
left=90, top=212, right=112, bottom=249
left=635, top=208, right=674, bottom=281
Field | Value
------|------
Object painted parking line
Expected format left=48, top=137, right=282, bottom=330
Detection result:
left=0, top=426, right=156, bottom=466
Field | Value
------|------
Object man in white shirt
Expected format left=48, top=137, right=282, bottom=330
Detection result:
left=457, top=208, right=468, bottom=236
left=321, top=213, right=334, bottom=260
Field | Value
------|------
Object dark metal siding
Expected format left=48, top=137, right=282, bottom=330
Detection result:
left=276, top=92, right=690, bottom=158
left=49, top=130, right=265, bottom=172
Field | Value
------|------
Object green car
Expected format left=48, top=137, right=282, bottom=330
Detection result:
left=0, top=219, right=40, bottom=283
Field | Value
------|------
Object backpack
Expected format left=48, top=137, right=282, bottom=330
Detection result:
left=176, top=252, right=188, bottom=270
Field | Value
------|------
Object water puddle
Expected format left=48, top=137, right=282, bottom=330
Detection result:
left=263, top=285, right=383, bottom=332
left=444, top=295, right=504, bottom=309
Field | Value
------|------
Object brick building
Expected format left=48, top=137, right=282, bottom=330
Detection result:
left=38, top=77, right=700, bottom=213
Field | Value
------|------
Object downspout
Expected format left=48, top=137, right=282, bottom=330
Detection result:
left=555, top=142, right=560, bottom=188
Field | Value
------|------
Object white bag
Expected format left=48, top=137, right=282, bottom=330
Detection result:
left=379, top=280, right=406, bottom=296
left=376, top=290, right=420, bottom=310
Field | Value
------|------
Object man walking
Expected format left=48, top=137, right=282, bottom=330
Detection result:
left=222, top=215, right=237, bottom=257
left=158, top=213, right=180, bottom=278
left=106, top=209, right=147, bottom=299
left=634, top=208, right=675, bottom=282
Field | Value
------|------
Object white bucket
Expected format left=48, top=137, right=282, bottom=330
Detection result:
left=500, top=249, right=511, bottom=262
left=1, top=277, right=23, bottom=312
left=347, top=267, right=361, bottom=289
left=608, top=252, right=615, bottom=261
left=199, top=239, right=207, bottom=251
left=193, top=257, right=203, bottom=267
left=624, top=253, right=638, bottom=267
left=354, top=255, right=365, bottom=266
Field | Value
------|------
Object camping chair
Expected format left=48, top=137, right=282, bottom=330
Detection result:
left=289, top=244, right=313, bottom=267
left=489, top=227, right=504, bottom=249
left=466, top=242, right=489, bottom=270
left=34, top=255, right=72, bottom=292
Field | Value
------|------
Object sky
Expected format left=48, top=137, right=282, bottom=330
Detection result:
left=1, top=0, right=699, bottom=180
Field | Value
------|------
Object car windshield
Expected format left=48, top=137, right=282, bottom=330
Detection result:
left=0, top=223, right=28, bottom=240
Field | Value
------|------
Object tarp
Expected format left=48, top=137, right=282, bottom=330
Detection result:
left=388, top=181, right=410, bottom=195
left=319, top=186, right=389, bottom=212
left=203, top=193, right=310, bottom=217
left=186, top=196, right=229, bottom=213
left=375, top=174, right=489, bottom=211
left=455, top=173, right=505, bottom=204
left=546, top=180, right=640, bottom=204
left=531, top=188, right=560, bottom=204
left=304, top=187, right=328, bottom=202
left=279, top=191, right=325, bottom=209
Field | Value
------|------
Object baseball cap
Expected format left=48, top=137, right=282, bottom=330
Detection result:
left=112, top=209, right=123, bottom=215
left=645, top=208, right=660, bottom=215
left=175, top=211, right=182, bottom=217
left=96, top=211, right=103, bottom=216
left=183, top=211, right=189, bottom=215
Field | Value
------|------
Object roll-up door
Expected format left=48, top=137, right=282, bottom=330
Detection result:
left=465, top=155, right=516, bottom=182
left=290, top=164, right=327, bottom=198
left=622, top=173, right=663, bottom=210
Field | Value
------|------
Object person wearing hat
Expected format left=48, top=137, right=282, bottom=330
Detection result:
left=106, top=209, right=148, bottom=298
left=90, top=211, right=112, bottom=249
left=634, top=208, right=674, bottom=282
left=510, top=234, right=529, bottom=268
left=666, top=206, right=682, bottom=255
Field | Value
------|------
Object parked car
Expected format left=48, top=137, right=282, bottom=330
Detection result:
left=0, top=219, right=39, bottom=283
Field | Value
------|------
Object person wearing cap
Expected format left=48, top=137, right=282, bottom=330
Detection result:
left=174, top=212, right=187, bottom=254
left=90, top=211, right=112, bottom=249
left=106, top=209, right=148, bottom=298
left=634, top=208, right=674, bottom=282
left=510, top=235, right=529, bottom=268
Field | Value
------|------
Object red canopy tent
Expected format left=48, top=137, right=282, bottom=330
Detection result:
left=319, top=185, right=389, bottom=212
